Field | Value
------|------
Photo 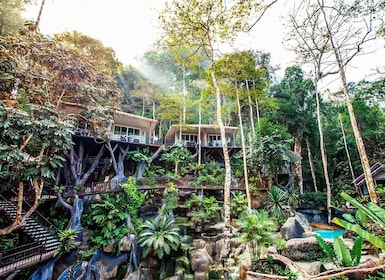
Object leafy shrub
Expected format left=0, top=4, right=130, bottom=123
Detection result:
left=137, top=215, right=181, bottom=259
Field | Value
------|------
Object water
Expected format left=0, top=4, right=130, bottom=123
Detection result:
left=314, top=229, right=345, bottom=239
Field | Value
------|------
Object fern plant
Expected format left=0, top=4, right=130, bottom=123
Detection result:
left=315, top=234, right=362, bottom=268
left=137, top=215, right=181, bottom=259
left=55, top=229, right=81, bottom=256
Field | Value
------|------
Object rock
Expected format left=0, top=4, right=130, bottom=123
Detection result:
left=190, top=247, right=213, bottom=273
left=302, top=231, right=316, bottom=238
left=280, top=217, right=305, bottom=240
left=281, top=236, right=325, bottom=261
left=294, top=211, right=312, bottom=231
left=309, top=261, right=323, bottom=275
left=119, top=234, right=136, bottom=252
left=233, top=244, right=246, bottom=261
left=194, top=271, right=207, bottom=280
left=267, top=245, right=278, bottom=255
left=238, top=250, right=252, bottom=280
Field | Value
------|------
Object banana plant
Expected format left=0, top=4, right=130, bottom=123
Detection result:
left=332, top=192, right=385, bottom=251
left=315, top=234, right=362, bottom=267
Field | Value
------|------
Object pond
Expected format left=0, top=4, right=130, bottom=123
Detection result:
left=313, top=228, right=345, bottom=239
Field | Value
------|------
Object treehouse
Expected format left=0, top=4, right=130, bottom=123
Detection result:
left=163, top=124, right=241, bottom=163
left=111, top=111, right=158, bottom=144
left=61, top=102, right=158, bottom=145
left=164, top=124, right=239, bottom=147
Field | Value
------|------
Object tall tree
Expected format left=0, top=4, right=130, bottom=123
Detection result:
left=0, top=103, right=74, bottom=234
left=0, top=28, right=119, bottom=233
left=215, top=51, right=256, bottom=211
left=269, top=66, right=316, bottom=194
left=159, top=0, right=277, bottom=274
left=287, top=0, right=384, bottom=204
left=317, top=0, right=383, bottom=203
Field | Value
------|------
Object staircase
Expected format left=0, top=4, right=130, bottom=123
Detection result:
left=0, top=200, right=60, bottom=277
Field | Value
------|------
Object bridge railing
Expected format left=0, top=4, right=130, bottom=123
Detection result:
left=0, top=242, right=44, bottom=268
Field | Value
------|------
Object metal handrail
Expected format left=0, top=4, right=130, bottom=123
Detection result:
left=0, top=242, right=44, bottom=268
left=9, top=189, right=58, bottom=232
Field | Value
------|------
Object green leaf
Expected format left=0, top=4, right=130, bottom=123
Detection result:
left=315, top=234, right=334, bottom=262
left=333, top=237, right=352, bottom=267
left=332, top=217, right=385, bottom=251
left=351, top=236, right=363, bottom=266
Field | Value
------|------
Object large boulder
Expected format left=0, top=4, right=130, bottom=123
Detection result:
left=281, top=236, right=325, bottom=261
left=280, top=217, right=305, bottom=240
left=294, top=211, right=312, bottom=231
left=189, top=239, right=213, bottom=278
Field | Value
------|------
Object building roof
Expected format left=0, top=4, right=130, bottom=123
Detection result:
left=352, top=162, right=385, bottom=186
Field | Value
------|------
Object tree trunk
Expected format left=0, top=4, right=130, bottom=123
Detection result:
left=294, top=132, right=303, bottom=194
left=246, top=81, right=255, bottom=135
left=319, top=0, right=378, bottom=204
left=306, top=138, right=318, bottom=192
left=315, top=88, right=332, bottom=224
left=67, top=141, right=105, bottom=187
left=338, top=113, right=359, bottom=194
left=0, top=179, right=43, bottom=235
left=235, top=82, right=252, bottom=211
left=107, top=143, right=130, bottom=190
left=134, top=145, right=163, bottom=179
left=210, top=66, right=231, bottom=274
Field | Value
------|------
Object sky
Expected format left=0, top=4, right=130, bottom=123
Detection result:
left=24, top=0, right=294, bottom=67
left=24, top=0, right=384, bottom=92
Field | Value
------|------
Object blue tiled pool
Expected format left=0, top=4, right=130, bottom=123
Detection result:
left=313, top=229, right=345, bottom=239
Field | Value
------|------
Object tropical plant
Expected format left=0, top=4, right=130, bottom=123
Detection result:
left=185, top=194, right=221, bottom=225
left=332, top=192, right=385, bottom=251
left=161, top=182, right=179, bottom=216
left=160, top=142, right=191, bottom=176
left=90, top=194, right=129, bottom=250
left=315, top=234, right=362, bottom=268
left=230, top=191, right=248, bottom=219
left=264, top=186, right=288, bottom=222
left=55, top=229, right=81, bottom=257
left=238, top=209, right=277, bottom=261
left=137, top=215, right=181, bottom=259
left=120, top=177, right=146, bottom=234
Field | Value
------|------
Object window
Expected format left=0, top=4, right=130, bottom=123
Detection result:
left=208, top=135, right=222, bottom=146
left=181, top=134, right=198, bottom=143
left=113, top=125, right=141, bottom=136
left=208, top=135, right=221, bottom=143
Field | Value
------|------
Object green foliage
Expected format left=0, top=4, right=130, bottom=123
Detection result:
left=137, top=215, right=181, bottom=259
left=185, top=193, right=202, bottom=209
left=0, top=103, right=75, bottom=188
left=89, top=178, right=146, bottom=251
left=264, top=186, right=288, bottom=222
left=192, top=161, right=225, bottom=187
left=332, top=192, right=385, bottom=251
left=185, top=194, right=221, bottom=224
left=298, top=192, right=327, bottom=208
left=0, top=0, right=29, bottom=35
left=161, top=182, right=179, bottom=215
left=55, top=229, right=81, bottom=257
left=315, top=234, right=362, bottom=268
left=161, top=142, right=192, bottom=176
left=90, top=194, right=129, bottom=250
left=238, top=209, right=277, bottom=261
left=120, top=177, right=146, bottom=234
left=230, top=191, right=248, bottom=219
left=245, top=131, right=292, bottom=178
